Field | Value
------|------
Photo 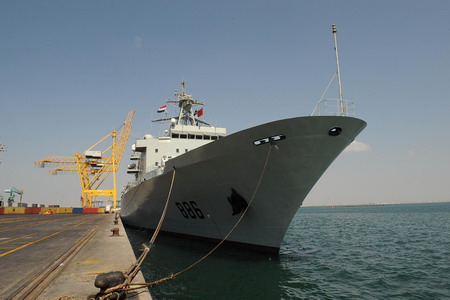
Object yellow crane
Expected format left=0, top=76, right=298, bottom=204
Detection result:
left=36, top=110, right=135, bottom=208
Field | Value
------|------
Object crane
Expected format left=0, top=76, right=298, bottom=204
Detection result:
left=4, top=187, right=24, bottom=207
left=35, top=110, right=135, bottom=208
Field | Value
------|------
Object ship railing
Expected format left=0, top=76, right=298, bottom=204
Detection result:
left=143, top=167, right=164, bottom=180
left=121, top=181, right=138, bottom=196
left=311, top=98, right=356, bottom=117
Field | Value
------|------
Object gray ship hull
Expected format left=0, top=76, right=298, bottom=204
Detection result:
left=120, top=116, right=366, bottom=252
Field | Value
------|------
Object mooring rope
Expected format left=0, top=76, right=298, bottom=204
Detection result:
left=132, top=143, right=274, bottom=288
left=97, top=167, right=177, bottom=300
left=98, top=142, right=273, bottom=298
left=150, top=167, right=177, bottom=245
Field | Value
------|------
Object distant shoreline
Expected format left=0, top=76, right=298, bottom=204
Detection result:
left=334, top=204, right=385, bottom=207
left=302, top=201, right=450, bottom=208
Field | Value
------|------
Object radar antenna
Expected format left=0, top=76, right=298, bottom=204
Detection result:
left=154, top=82, right=210, bottom=126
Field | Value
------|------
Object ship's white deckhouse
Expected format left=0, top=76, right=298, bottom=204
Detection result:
left=127, top=82, right=226, bottom=181
left=129, top=124, right=226, bottom=180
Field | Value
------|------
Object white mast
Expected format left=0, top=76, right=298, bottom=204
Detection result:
left=332, top=24, right=346, bottom=116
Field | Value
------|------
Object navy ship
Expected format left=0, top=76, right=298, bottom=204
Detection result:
left=120, top=25, right=366, bottom=252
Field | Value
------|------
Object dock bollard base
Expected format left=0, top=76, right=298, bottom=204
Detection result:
left=111, top=228, right=120, bottom=236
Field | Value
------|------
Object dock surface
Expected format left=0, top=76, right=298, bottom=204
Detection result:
left=0, top=213, right=151, bottom=299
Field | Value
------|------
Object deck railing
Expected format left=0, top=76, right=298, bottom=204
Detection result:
left=311, top=98, right=356, bottom=117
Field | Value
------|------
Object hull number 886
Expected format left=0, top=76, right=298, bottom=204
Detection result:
left=175, top=201, right=205, bottom=219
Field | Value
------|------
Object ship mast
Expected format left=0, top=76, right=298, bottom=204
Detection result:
left=175, top=81, right=199, bottom=125
left=332, top=24, right=346, bottom=116
left=151, top=81, right=211, bottom=126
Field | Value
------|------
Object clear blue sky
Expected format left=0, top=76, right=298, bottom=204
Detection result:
left=1, top=0, right=449, bottom=207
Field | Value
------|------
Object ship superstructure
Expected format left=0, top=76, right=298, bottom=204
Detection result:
left=126, top=83, right=226, bottom=184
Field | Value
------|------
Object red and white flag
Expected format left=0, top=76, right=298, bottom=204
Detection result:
left=157, top=105, right=167, bottom=113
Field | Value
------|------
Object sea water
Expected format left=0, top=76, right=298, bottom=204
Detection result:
left=125, top=202, right=450, bottom=299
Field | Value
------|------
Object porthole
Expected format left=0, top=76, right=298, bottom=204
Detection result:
left=329, top=127, right=342, bottom=136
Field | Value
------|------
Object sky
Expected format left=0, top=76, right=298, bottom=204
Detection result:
left=1, top=0, right=449, bottom=207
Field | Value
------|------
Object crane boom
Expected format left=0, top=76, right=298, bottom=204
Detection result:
left=4, top=187, right=24, bottom=206
left=35, top=110, right=135, bottom=208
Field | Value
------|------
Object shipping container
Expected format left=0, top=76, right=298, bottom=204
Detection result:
left=83, top=208, right=99, bottom=213
left=72, top=207, right=84, bottom=213
left=0, top=207, right=4, bottom=214
left=25, top=207, right=41, bottom=214
left=3, top=207, right=26, bottom=214
left=41, top=207, right=58, bottom=214
left=57, top=207, right=72, bottom=214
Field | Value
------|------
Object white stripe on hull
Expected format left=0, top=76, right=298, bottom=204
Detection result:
left=121, top=116, right=366, bottom=252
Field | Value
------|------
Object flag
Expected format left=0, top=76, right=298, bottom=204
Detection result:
left=157, top=105, right=167, bottom=113
left=197, top=108, right=204, bottom=117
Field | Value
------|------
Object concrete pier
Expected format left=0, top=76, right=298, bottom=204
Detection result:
left=0, top=213, right=151, bottom=299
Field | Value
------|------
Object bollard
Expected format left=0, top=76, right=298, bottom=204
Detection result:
left=111, top=228, right=120, bottom=236
left=94, top=271, right=126, bottom=298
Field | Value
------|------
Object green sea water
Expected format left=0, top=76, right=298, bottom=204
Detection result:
left=125, top=202, right=450, bottom=299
